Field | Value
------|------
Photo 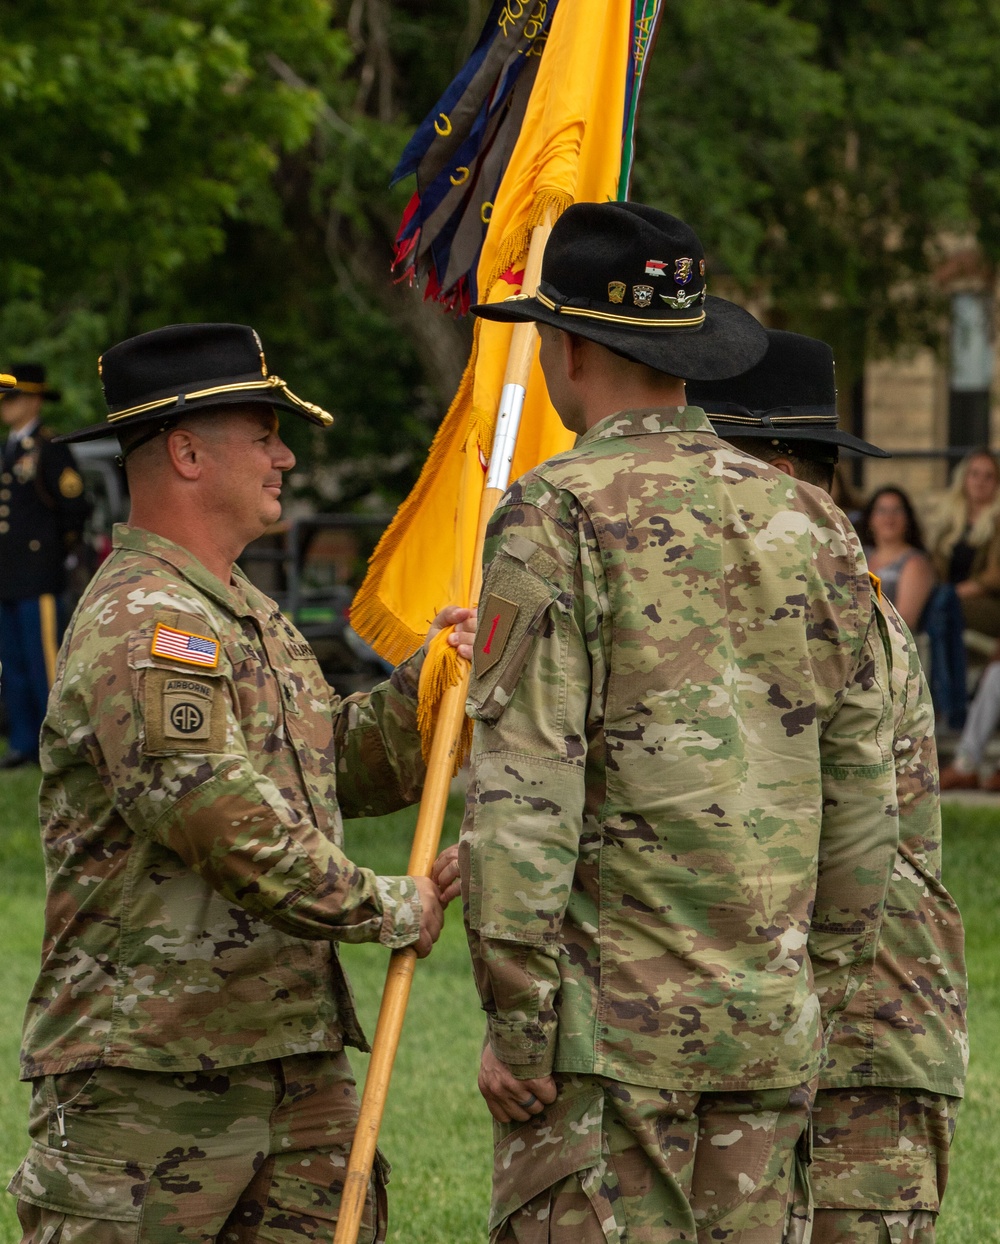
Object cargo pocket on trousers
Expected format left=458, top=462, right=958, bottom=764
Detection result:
left=8, top=1141, right=146, bottom=1243
left=271, top=1144, right=389, bottom=1244
left=809, top=1149, right=941, bottom=1213
left=489, top=1083, right=623, bottom=1244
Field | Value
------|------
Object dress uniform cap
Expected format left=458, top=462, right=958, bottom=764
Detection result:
left=470, top=201, right=768, bottom=382
left=1, top=363, right=61, bottom=401
left=688, top=329, right=890, bottom=458
left=55, top=323, right=333, bottom=444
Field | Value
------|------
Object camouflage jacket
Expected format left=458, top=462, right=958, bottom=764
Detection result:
left=821, top=594, right=967, bottom=1097
left=21, top=524, right=426, bottom=1079
left=460, top=406, right=898, bottom=1092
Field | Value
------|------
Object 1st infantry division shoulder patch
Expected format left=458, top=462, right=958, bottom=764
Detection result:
left=474, top=593, right=519, bottom=679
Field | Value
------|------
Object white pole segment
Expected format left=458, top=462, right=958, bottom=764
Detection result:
left=485, top=381, right=527, bottom=492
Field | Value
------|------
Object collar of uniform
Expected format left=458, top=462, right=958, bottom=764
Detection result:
left=8, top=417, right=41, bottom=445
left=579, top=404, right=715, bottom=446
left=111, top=523, right=259, bottom=619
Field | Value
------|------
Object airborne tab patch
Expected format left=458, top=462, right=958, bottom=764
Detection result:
left=143, top=668, right=226, bottom=755
left=163, top=677, right=213, bottom=741
left=473, top=594, right=519, bottom=679
left=151, top=622, right=220, bottom=669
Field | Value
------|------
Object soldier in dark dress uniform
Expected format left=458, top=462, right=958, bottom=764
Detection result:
left=0, top=364, right=90, bottom=768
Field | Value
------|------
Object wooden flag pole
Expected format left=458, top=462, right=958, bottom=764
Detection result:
left=333, top=213, right=553, bottom=1244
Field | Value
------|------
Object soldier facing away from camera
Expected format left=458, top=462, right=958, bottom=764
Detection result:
left=7, top=323, right=473, bottom=1244
left=459, top=203, right=900, bottom=1243
left=690, top=330, right=967, bottom=1244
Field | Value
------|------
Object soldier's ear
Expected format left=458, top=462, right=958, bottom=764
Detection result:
left=770, top=456, right=798, bottom=480
left=564, top=331, right=587, bottom=381
left=164, top=427, right=203, bottom=480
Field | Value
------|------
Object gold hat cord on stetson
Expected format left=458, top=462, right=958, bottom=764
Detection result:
left=533, top=289, right=706, bottom=329
left=106, top=374, right=333, bottom=426
left=708, top=409, right=836, bottom=428
left=0, top=374, right=15, bottom=389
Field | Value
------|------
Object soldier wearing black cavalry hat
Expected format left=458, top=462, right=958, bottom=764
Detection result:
left=0, top=364, right=89, bottom=769
left=689, top=332, right=967, bottom=1244
left=8, top=324, right=474, bottom=1243
left=457, top=202, right=899, bottom=1241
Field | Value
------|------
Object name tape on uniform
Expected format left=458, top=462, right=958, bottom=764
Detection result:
left=151, top=622, right=220, bottom=669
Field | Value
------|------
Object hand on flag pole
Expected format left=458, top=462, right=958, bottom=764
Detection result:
left=422, top=604, right=477, bottom=662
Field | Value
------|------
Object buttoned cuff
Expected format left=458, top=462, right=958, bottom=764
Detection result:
left=375, top=874, right=423, bottom=949
left=486, top=1013, right=556, bottom=1079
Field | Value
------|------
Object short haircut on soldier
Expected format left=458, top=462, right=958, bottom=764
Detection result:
left=726, top=436, right=838, bottom=492
left=117, top=404, right=271, bottom=475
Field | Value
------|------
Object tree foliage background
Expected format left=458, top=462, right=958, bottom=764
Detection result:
left=3, top=0, right=1000, bottom=504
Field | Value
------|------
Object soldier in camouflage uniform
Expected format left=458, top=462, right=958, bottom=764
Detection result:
left=7, top=323, right=474, bottom=1244
left=460, top=204, right=899, bottom=1242
left=689, top=331, right=967, bottom=1244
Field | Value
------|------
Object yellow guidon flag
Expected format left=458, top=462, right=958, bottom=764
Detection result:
left=351, top=0, right=663, bottom=756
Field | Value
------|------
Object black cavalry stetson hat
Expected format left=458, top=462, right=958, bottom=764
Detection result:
left=687, top=329, right=890, bottom=458
left=56, top=323, right=332, bottom=444
left=470, top=201, right=768, bottom=381
left=1, top=363, right=61, bottom=402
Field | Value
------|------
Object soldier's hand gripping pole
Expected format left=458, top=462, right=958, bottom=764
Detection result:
left=333, top=214, right=554, bottom=1244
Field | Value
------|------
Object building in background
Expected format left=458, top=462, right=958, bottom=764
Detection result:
left=861, top=249, right=996, bottom=500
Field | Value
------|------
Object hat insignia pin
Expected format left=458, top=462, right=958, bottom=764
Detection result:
left=660, top=287, right=701, bottom=310
left=633, top=285, right=654, bottom=308
left=644, top=259, right=667, bottom=277
left=699, top=258, right=706, bottom=276
left=608, top=281, right=626, bottom=304
left=674, top=257, right=694, bottom=285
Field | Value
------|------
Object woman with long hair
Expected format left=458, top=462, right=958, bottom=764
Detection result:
left=858, top=486, right=936, bottom=632
left=928, top=449, right=1000, bottom=635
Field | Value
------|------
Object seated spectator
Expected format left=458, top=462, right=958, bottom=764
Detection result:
left=928, top=449, right=1000, bottom=636
left=857, top=487, right=936, bottom=632
left=939, top=652, right=1000, bottom=791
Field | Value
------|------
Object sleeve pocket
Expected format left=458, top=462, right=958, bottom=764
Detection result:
left=468, top=549, right=560, bottom=725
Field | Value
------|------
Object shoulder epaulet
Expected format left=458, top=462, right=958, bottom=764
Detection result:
left=868, top=570, right=882, bottom=602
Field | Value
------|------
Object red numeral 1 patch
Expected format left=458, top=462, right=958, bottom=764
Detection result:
left=473, top=593, right=520, bottom=679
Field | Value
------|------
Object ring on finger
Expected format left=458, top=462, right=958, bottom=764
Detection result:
left=517, top=1093, right=538, bottom=1109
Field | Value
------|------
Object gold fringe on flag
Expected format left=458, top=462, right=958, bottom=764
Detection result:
left=417, top=629, right=474, bottom=772
left=483, top=188, right=573, bottom=296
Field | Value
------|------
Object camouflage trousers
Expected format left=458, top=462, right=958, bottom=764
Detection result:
left=805, top=1087, right=960, bottom=1244
left=490, top=1073, right=814, bottom=1244
left=8, top=1051, right=387, bottom=1244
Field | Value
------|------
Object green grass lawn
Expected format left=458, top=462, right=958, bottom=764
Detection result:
left=0, top=776, right=996, bottom=1242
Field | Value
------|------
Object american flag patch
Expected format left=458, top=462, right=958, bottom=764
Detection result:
left=151, top=622, right=220, bottom=669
